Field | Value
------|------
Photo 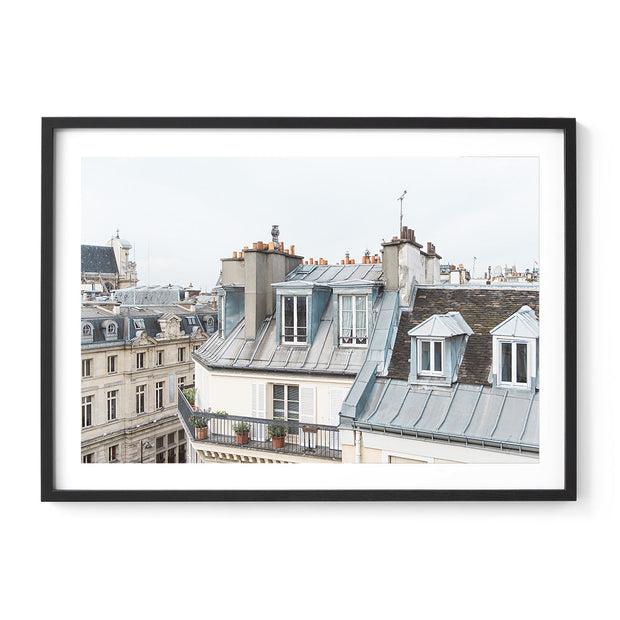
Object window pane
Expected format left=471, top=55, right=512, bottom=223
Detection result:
left=355, top=296, right=367, bottom=342
left=296, top=297, right=306, bottom=331
left=284, top=297, right=294, bottom=327
left=501, top=342, right=512, bottom=382
left=421, top=341, right=431, bottom=371
left=341, top=296, right=353, bottom=341
left=288, top=385, right=299, bottom=406
left=516, top=343, right=528, bottom=383
left=434, top=341, right=442, bottom=372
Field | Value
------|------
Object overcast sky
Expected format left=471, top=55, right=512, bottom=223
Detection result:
left=82, top=157, right=539, bottom=292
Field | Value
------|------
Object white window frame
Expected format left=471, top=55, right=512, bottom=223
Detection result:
left=136, top=351, right=145, bottom=369
left=156, top=350, right=164, bottom=366
left=108, top=445, right=119, bottom=462
left=281, top=295, right=308, bottom=345
left=496, top=339, right=531, bottom=388
left=82, top=358, right=92, bottom=378
left=136, top=384, right=146, bottom=414
left=339, top=295, right=369, bottom=347
left=133, top=318, right=145, bottom=329
left=82, top=323, right=93, bottom=337
left=81, top=395, right=93, bottom=428
left=155, top=381, right=164, bottom=409
left=107, top=390, right=117, bottom=421
left=417, top=338, right=445, bottom=377
left=107, top=355, right=117, bottom=374
left=178, top=347, right=185, bottom=362
left=272, top=384, right=300, bottom=423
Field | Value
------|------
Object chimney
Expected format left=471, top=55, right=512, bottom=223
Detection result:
left=242, top=227, right=303, bottom=339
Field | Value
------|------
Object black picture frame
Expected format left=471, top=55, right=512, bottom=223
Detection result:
left=41, top=117, right=576, bottom=502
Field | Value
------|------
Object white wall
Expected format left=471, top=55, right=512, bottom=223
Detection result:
left=5, top=3, right=616, bottom=620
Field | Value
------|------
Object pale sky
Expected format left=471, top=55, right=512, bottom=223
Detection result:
left=82, top=157, right=539, bottom=292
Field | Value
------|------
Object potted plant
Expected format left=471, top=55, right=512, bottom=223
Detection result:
left=183, top=387, right=197, bottom=410
left=268, top=423, right=287, bottom=449
left=189, top=414, right=208, bottom=440
left=233, top=421, right=251, bottom=444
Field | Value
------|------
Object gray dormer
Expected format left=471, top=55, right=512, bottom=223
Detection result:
left=407, top=311, right=473, bottom=386
left=214, top=283, right=245, bottom=339
left=490, top=305, right=539, bottom=390
left=272, top=281, right=331, bottom=347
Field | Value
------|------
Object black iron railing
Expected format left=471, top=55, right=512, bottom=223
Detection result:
left=177, top=387, right=341, bottom=461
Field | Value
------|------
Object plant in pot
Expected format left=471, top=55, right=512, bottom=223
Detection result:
left=183, top=387, right=197, bottom=410
left=189, top=414, right=208, bottom=440
left=268, top=423, right=287, bottom=449
left=232, top=421, right=251, bottom=445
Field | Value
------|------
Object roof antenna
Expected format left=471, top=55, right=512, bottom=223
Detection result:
left=397, top=190, right=407, bottom=238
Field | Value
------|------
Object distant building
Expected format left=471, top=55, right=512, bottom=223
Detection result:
left=81, top=299, right=217, bottom=463
left=81, top=231, right=138, bottom=299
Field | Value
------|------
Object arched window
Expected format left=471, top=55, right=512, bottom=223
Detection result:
left=82, top=323, right=92, bottom=336
left=107, top=323, right=117, bottom=334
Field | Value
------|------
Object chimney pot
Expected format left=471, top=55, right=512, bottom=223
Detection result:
left=257, top=241, right=264, bottom=250
left=252, top=242, right=258, bottom=249
left=290, top=245, right=295, bottom=255
left=233, top=251, right=238, bottom=258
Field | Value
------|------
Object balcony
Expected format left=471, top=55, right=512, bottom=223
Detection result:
left=177, top=387, right=341, bottom=461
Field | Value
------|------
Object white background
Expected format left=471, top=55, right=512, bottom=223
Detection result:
left=1, top=2, right=617, bottom=620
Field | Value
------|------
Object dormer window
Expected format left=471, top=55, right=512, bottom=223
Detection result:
left=102, top=320, right=118, bottom=341
left=491, top=306, right=539, bottom=390
left=133, top=318, right=145, bottom=329
left=500, top=341, right=528, bottom=385
left=81, top=323, right=93, bottom=342
left=408, top=312, right=473, bottom=386
left=186, top=316, right=198, bottom=326
left=418, top=339, right=444, bottom=376
left=283, top=296, right=307, bottom=344
left=339, top=295, right=368, bottom=346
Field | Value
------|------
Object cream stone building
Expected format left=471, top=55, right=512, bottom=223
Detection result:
left=81, top=298, right=217, bottom=463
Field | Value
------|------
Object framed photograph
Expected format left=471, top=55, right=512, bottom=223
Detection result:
left=41, top=117, right=576, bottom=501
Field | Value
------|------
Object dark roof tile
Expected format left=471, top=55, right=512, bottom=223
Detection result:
left=387, top=286, right=539, bottom=386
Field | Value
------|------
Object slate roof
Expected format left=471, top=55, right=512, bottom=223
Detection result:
left=286, top=263, right=383, bottom=283
left=195, top=263, right=386, bottom=375
left=387, top=286, right=539, bottom=386
left=81, top=304, right=210, bottom=346
left=113, top=286, right=184, bottom=305
left=81, top=245, right=118, bottom=274
left=356, top=379, right=539, bottom=452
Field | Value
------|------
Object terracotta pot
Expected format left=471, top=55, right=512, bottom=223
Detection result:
left=195, top=426, right=208, bottom=440
left=272, top=436, right=285, bottom=449
left=236, top=432, right=250, bottom=445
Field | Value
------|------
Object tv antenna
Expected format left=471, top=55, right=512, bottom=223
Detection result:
left=398, top=190, right=407, bottom=238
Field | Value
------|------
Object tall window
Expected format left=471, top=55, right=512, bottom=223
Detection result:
left=178, top=347, right=185, bottom=362
left=107, top=355, right=117, bottom=374
left=156, top=350, right=164, bottom=366
left=108, top=445, right=119, bottom=462
left=82, top=453, right=94, bottom=463
left=418, top=339, right=443, bottom=376
left=107, top=390, right=117, bottom=421
left=339, top=295, right=368, bottom=345
left=282, top=296, right=307, bottom=343
left=136, top=385, right=146, bottom=413
left=82, top=358, right=92, bottom=378
left=178, top=376, right=186, bottom=388
left=136, top=352, right=145, bottom=369
left=81, top=395, right=93, bottom=427
left=500, top=341, right=528, bottom=385
left=273, top=384, right=299, bottom=423
left=155, top=381, right=164, bottom=409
